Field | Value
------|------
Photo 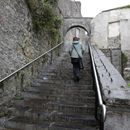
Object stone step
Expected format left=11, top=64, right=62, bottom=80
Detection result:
left=3, top=116, right=99, bottom=130
left=45, top=66, right=91, bottom=71
left=25, top=87, right=95, bottom=97
left=39, top=73, right=92, bottom=78
left=31, top=83, right=94, bottom=90
left=47, top=115, right=98, bottom=126
left=39, top=66, right=92, bottom=74
left=15, top=96, right=95, bottom=111
left=39, top=67, right=92, bottom=74
left=27, top=86, right=94, bottom=95
left=41, top=103, right=95, bottom=115
left=49, top=126, right=99, bottom=130
left=0, top=128, right=21, bottom=130
left=29, top=83, right=94, bottom=89
left=0, top=119, right=22, bottom=130
left=15, top=109, right=96, bottom=122
left=12, top=99, right=95, bottom=115
left=38, top=73, right=93, bottom=81
left=2, top=119, right=48, bottom=130
left=0, top=127, right=16, bottom=130
left=39, top=73, right=93, bottom=82
left=32, top=80, right=92, bottom=86
left=15, top=94, right=95, bottom=107
left=14, top=101, right=95, bottom=116
left=14, top=105, right=97, bottom=123
left=36, top=75, right=92, bottom=80
left=35, top=74, right=93, bottom=80
left=22, top=92, right=95, bottom=105
left=32, top=79, right=93, bottom=87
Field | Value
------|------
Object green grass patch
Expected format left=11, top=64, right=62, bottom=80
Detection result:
left=128, top=83, right=130, bottom=87
left=14, top=94, right=24, bottom=100
left=0, top=112, right=8, bottom=117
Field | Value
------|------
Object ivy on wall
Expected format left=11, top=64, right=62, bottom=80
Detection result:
left=25, top=0, right=62, bottom=44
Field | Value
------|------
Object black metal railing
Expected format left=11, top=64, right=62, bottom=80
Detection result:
left=88, top=43, right=106, bottom=130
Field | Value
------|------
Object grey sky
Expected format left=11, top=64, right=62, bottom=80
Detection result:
left=75, top=0, right=130, bottom=17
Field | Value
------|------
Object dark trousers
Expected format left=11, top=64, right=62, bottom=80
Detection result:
left=71, top=58, right=80, bottom=80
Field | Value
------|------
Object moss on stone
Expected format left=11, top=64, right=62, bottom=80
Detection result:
left=0, top=112, right=7, bottom=117
left=25, top=0, right=62, bottom=45
left=121, top=52, right=128, bottom=77
left=122, top=52, right=128, bottom=68
left=14, top=94, right=24, bottom=100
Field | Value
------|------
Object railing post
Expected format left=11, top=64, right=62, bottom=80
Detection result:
left=50, top=51, right=53, bottom=64
left=100, top=120, right=104, bottom=130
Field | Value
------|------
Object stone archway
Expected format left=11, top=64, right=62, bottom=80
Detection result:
left=63, top=17, right=92, bottom=37
left=63, top=18, right=92, bottom=52
left=65, top=24, right=89, bottom=36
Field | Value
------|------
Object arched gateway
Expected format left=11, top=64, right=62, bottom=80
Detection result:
left=63, top=17, right=92, bottom=36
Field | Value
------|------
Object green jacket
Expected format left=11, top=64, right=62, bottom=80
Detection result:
left=69, top=41, right=85, bottom=58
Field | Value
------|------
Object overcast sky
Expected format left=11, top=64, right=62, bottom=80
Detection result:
left=75, top=0, right=130, bottom=17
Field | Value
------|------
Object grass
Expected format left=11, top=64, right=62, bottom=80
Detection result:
left=0, top=112, right=8, bottom=117
left=128, top=83, right=130, bottom=87
left=14, top=94, right=24, bottom=100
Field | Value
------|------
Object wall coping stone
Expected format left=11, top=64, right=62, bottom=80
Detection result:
left=92, top=46, right=130, bottom=107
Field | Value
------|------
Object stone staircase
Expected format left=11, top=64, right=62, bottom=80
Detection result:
left=0, top=52, right=100, bottom=130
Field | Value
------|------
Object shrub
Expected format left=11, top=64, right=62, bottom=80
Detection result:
left=26, top=0, right=62, bottom=44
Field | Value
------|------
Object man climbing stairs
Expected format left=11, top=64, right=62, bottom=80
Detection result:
left=0, top=51, right=100, bottom=130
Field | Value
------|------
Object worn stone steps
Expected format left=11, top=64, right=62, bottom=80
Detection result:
left=0, top=51, right=100, bottom=130
left=30, top=85, right=94, bottom=91
left=32, top=79, right=93, bottom=86
left=3, top=116, right=99, bottom=130
left=38, top=74, right=93, bottom=82
left=14, top=100, right=95, bottom=116
left=39, top=63, right=91, bottom=72
left=38, top=73, right=92, bottom=80
left=47, top=77, right=93, bottom=82
left=15, top=108, right=95, bottom=122
left=25, top=87, right=95, bottom=97
left=31, top=83, right=94, bottom=90
left=21, top=92, right=95, bottom=105
left=49, top=126, right=99, bottom=130
left=0, top=128, right=20, bottom=130
left=15, top=94, right=95, bottom=107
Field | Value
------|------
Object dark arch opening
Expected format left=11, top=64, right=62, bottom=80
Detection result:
left=65, top=25, right=90, bottom=37
left=63, top=24, right=90, bottom=51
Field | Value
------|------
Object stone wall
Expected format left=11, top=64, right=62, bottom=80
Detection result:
left=92, top=46, right=130, bottom=130
left=91, top=8, right=130, bottom=49
left=58, top=0, right=82, bottom=17
left=123, top=51, right=130, bottom=80
left=101, top=48, right=122, bottom=73
left=0, top=0, right=63, bottom=80
left=0, top=43, right=63, bottom=113
left=91, top=7, right=130, bottom=77
left=0, top=0, right=48, bottom=80
left=0, top=0, right=64, bottom=109
left=58, top=0, right=85, bottom=52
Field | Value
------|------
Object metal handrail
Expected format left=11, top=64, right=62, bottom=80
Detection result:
left=88, top=43, right=106, bottom=129
left=0, top=42, right=63, bottom=83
